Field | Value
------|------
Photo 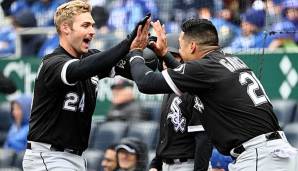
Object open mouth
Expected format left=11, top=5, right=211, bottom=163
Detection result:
left=83, top=38, right=91, bottom=44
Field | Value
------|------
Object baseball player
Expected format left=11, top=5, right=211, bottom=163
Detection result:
left=149, top=33, right=212, bottom=171
left=22, top=1, right=151, bottom=170
left=127, top=18, right=298, bottom=171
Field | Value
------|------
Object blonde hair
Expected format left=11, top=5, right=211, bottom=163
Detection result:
left=54, top=0, right=91, bottom=34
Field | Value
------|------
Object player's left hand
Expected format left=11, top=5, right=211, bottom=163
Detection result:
left=150, top=20, right=168, bottom=57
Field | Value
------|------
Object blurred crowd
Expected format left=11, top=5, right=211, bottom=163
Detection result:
left=0, top=0, right=297, bottom=58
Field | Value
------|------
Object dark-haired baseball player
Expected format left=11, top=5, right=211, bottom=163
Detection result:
left=127, top=18, right=298, bottom=171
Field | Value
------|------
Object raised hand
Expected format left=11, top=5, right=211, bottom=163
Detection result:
left=150, top=20, right=168, bottom=57
left=127, top=13, right=151, bottom=45
left=130, top=17, right=151, bottom=51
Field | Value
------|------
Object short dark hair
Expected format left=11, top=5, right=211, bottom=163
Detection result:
left=105, top=143, right=118, bottom=152
left=181, top=18, right=218, bottom=46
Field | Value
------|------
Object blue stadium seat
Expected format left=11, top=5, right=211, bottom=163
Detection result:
left=284, top=123, right=298, bottom=148
left=0, top=148, right=16, bottom=168
left=126, top=121, right=159, bottom=150
left=271, top=99, right=297, bottom=128
left=89, top=121, right=128, bottom=150
left=82, top=149, right=103, bottom=171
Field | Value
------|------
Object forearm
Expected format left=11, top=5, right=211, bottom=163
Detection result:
left=162, top=52, right=180, bottom=68
left=149, top=155, right=162, bottom=171
left=67, top=39, right=130, bottom=82
left=129, top=50, right=173, bottom=94
left=194, top=132, right=213, bottom=171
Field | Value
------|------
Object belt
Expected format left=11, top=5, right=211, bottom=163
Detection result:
left=27, top=142, right=83, bottom=156
left=162, top=158, right=192, bottom=165
left=230, top=131, right=283, bottom=158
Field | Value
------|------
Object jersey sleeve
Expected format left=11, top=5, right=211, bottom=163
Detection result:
left=162, top=60, right=214, bottom=95
left=41, top=56, right=76, bottom=89
left=185, top=94, right=205, bottom=132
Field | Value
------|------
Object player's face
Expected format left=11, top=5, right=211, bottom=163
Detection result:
left=101, top=149, right=117, bottom=171
left=178, top=32, right=192, bottom=61
left=67, top=12, right=95, bottom=57
left=117, top=149, right=137, bottom=170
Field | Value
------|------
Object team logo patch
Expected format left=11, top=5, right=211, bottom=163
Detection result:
left=167, top=97, right=186, bottom=133
left=194, top=96, right=204, bottom=113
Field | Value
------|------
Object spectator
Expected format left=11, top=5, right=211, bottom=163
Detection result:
left=108, top=0, right=144, bottom=32
left=91, top=5, right=120, bottom=50
left=268, top=21, right=298, bottom=52
left=282, top=0, right=298, bottom=42
left=3, top=94, right=32, bottom=153
left=30, top=0, right=66, bottom=27
left=11, top=9, right=46, bottom=57
left=265, top=0, right=283, bottom=29
left=197, top=6, right=241, bottom=48
left=210, top=148, right=233, bottom=171
left=106, top=78, right=145, bottom=121
left=230, top=9, right=266, bottom=49
left=282, top=0, right=298, bottom=27
left=37, top=34, right=59, bottom=58
left=101, top=144, right=118, bottom=171
left=0, top=25, right=15, bottom=57
left=116, top=137, right=148, bottom=171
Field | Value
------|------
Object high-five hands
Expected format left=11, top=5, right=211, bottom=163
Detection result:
left=150, top=20, right=168, bottom=57
left=130, top=15, right=151, bottom=51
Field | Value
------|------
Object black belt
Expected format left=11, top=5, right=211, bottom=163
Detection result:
left=162, top=158, right=192, bottom=164
left=232, top=131, right=282, bottom=157
left=27, top=142, right=83, bottom=156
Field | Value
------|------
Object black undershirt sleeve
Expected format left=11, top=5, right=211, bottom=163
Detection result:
left=162, top=52, right=180, bottom=68
left=194, top=132, right=213, bottom=171
left=66, top=39, right=130, bottom=83
left=149, top=155, right=162, bottom=171
left=129, top=50, right=173, bottom=94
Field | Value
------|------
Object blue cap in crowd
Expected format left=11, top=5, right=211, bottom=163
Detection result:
left=241, top=8, right=265, bottom=28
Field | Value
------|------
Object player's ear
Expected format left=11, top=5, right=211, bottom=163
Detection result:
left=60, top=22, right=71, bottom=35
left=190, top=42, right=196, bottom=54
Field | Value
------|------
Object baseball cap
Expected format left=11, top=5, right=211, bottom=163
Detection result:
left=110, top=78, right=133, bottom=89
left=116, top=144, right=136, bottom=154
left=241, top=9, right=265, bottom=28
left=166, top=33, right=180, bottom=54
